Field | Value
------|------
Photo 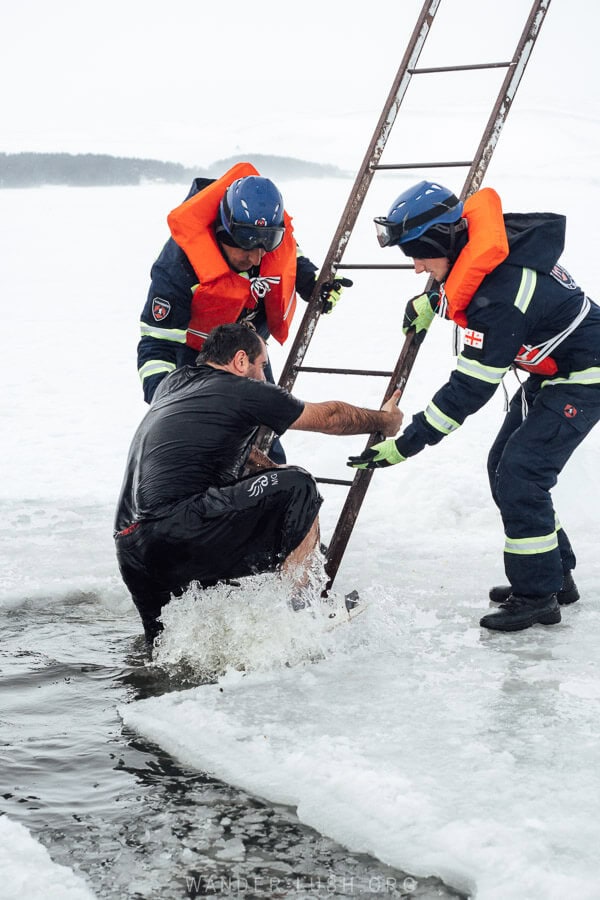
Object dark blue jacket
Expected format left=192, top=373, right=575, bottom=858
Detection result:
left=397, top=213, right=600, bottom=458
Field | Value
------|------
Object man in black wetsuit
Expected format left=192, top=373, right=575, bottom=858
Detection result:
left=115, top=323, right=402, bottom=643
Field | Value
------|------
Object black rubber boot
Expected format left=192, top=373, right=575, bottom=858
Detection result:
left=480, top=593, right=561, bottom=632
left=489, top=571, right=579, bottom=607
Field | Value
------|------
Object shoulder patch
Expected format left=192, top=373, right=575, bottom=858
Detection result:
left=152, top=297, right=171, bottom=321
left=550, top=264, right=577, bottom=290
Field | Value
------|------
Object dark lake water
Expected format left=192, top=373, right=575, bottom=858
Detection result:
left=1, top=592, right=466, bottom=899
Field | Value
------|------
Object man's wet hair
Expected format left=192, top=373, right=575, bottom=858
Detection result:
left=196, top=323, right=264, bottom=366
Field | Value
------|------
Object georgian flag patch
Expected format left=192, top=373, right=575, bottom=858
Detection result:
left=152, top=297, right=171, bottom=321
left=464, top=328, right=485, bottom=349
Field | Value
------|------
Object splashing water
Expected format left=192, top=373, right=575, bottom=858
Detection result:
left=150, top=566, right=366, bottom=683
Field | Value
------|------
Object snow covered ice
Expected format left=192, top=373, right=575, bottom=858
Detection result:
left=3, top=35, right=600, bottom=900
left=0, top=816, right=96, bottom=900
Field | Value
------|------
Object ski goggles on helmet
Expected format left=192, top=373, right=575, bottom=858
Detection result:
left=219, top=221, right=285, bottom=252
left=374, top=217, right=408, bottom=248
left=374, top=191, right=463, bottom=249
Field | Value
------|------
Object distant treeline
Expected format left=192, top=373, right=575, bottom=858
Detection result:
left=0, top=152, right=349, bottom=188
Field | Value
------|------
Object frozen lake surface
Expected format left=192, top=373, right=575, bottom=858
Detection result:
left=2, top=120, right=600, bottom=900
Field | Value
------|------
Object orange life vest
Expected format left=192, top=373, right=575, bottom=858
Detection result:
left=442, top=187, right=509, bottom=328
left=167, top=162, right=298, bottom=350
left=442, top=190, right=566, bottom=375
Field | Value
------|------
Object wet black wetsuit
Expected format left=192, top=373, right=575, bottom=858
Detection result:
left=114, top=365, right=322, bottom=641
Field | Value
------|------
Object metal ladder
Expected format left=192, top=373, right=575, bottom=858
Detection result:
left=263, top=0, right=552, bottom=589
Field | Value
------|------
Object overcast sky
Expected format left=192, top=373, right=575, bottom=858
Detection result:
left=2, top=0, right=598, bottom=170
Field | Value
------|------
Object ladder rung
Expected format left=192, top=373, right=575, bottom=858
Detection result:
left=296, top=366, right=394, bottom=377
left=316, top=477, right=354, bottom=487
left=335, top=263, right=414, bottom=270
left=372, top=161, right=472, bottom=170
left=409, top=61, right=512, bottom=74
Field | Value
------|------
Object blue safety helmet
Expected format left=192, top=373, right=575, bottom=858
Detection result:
left=374, top=180, right=466, bottom=258
left=218, top=176, right=286, bottom=252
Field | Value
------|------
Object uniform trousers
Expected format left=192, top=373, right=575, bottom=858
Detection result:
left=487, top=380, right=600, bottom=596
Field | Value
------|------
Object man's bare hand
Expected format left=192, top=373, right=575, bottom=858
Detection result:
left=379, top=389, right=403, bottom=436
left=246, top=447, right=280, bottom=471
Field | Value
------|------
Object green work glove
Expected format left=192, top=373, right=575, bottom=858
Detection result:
left=320, top=277, right=353, bottom=314
left=347, top=439, right=407, bottom=470
left=402, top=290, right=440, bottom=344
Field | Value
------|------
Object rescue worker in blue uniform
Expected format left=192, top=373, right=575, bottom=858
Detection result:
left=137, top=162, right=351, bottom=463
left=348, top=180, right=600, bottom=633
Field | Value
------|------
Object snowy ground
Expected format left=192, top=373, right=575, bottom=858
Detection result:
left=0, top=816, right=96, bottom=900
left=2, top=98, right=600, bottom=898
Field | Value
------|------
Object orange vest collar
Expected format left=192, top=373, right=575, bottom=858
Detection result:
left=167, top=162, right=260, bottom=280
left=443, top=188, right=509, bottom=327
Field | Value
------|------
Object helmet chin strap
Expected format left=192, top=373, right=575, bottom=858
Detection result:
left=426, top=219, right=467, bottom=261
left=445, top=222, right=458, bottom=262
left=447, top=221, right=469, bottom=264
left=418, top=219, right=468, bottom=262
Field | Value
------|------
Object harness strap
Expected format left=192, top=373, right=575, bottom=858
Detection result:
left=515, top=295, right=591, bottom=367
